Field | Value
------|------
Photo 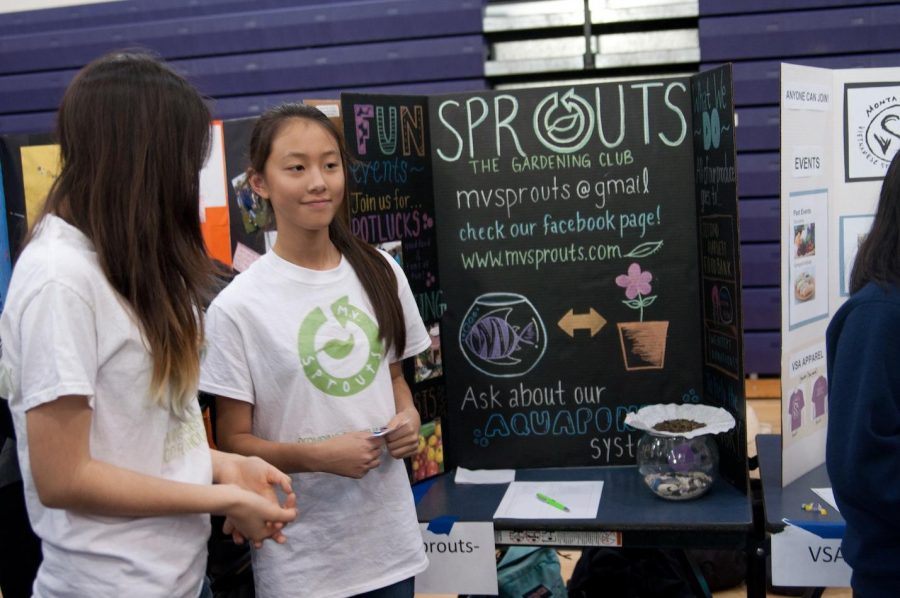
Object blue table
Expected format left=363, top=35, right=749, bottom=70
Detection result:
left=415, top=464, right=764, bottom=597
left=756, top=434, right=847, bottom=597
left=756, top=434, right=845, bottom=533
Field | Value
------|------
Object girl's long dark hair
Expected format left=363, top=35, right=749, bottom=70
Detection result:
left=35, top=51, right=214, bottom=416
left=248, top=103, right=407, bottom=356
left=850, top=150, right=900, bottom=294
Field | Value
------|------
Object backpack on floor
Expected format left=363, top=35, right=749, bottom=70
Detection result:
left=567, top=547, right=699, bottom=598
left=470, top=546, right=567, bottom=598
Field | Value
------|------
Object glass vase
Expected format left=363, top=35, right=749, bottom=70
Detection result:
left=636, top=431, right=718, bottom=500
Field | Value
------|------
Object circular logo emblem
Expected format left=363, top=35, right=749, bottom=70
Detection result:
left=533, top=89, right=595, bottom=154
left=298, top=296, right=382, bottom=397
left=864, top=103, right=900, bottom=164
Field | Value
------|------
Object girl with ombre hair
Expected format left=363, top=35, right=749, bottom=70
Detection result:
left=0, top=51, right=297, bottom=598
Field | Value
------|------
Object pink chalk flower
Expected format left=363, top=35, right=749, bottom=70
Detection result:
left=616, top=263, right=653, bottom=299
left=616, top=263, right=657, bottom=322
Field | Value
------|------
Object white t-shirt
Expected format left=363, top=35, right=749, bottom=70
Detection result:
left=0, top=215, right=212, bottom=598
left=200, top=249, right=430, bottom=598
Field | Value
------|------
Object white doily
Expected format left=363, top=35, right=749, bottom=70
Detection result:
left=624, top=403, right=736, bottom=439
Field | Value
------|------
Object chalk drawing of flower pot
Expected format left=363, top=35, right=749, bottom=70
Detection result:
left=615, top=263, right=669, bottom=371
left=617, top=321, right=669, bottom=371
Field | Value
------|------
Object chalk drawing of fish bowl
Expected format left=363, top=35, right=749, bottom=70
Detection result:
left=459, top=292, right=547, bottom=378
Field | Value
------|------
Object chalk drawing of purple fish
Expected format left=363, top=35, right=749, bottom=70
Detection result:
left=464, top=308, right=538, bottom=365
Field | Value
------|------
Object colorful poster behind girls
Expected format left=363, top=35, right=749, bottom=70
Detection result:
left=341, top=93, right=447, bottom=480
left=199, top=121, right=232, bottom=267
left=0, top=132, right=54, bottom=258
left=19, top=144, right=60, bottom=228
left=1, top=126, right=233, bottom=270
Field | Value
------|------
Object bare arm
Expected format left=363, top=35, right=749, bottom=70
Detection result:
left=216, top=397, right=382, bottom=479
left=27, top=395, right=296, bottom=542
left=385, top=361, right=420, bottom=459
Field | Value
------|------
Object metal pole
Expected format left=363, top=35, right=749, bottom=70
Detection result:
left=583, top=0, right=595, bottom=69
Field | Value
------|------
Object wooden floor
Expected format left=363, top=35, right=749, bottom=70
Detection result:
left=417, top=379, right=852, bottom=597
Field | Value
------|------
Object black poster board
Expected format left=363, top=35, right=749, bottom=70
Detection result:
left=222, top=117, right=267, bottom=262
left=691, top=65, right=748, bottom=489
left=430, top=78, right=709, bottom=469
left=340, top=94, right=448, bottom=430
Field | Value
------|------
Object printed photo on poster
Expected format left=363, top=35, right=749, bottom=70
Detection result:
left=231, top=172, right=272, bottom=234
left=411, top=417, right=444, bottom=483
left=788, top=190, right=829, bottom=329
left=793, top=222, right=816, bottom=258
left=793, top=268, right=816, bottom=304
left=784, top=342, right=827, bottom=441
left=376, top=239, right=403, bottom=268
left=415, top=323, right=443, bottom=383
left=787, top=385, right=805, bottom=436
left=844, top=82, right=900, bottom=182
left=839, top=214, right=875, bottom=296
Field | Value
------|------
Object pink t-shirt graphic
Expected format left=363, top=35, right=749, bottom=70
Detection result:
left=812, top=376, right=827, bottom=418
left=789, top=389, right=804, bottom=432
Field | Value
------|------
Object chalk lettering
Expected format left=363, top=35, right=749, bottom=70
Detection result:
left=508, top=380, right=566, bottom=408
left=434, top=82, right=689, bottom=162
left=589, top=434, right=636, bottom=463
left=461, top=385, right=502, bottom=410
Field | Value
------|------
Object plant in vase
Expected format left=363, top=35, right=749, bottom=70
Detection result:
left=625, top=404, right=736, bottom=500
left=615, top=262, right=669, bottom=370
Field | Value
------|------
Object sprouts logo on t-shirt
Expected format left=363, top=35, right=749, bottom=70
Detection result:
left=163, top=411, right=207, bottom=463
left=298, top=296, right=383, bottom=396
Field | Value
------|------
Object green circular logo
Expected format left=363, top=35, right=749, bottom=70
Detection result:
left=298, top=296, right=383, bottom=396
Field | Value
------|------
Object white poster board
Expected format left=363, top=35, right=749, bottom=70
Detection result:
left=771, top=523, right=851, bottom=587
left=415, top=522, right=498, bottom=595
left=780, top=64, right=900, bottom=485
left=199, top=121, right=228, bottom=217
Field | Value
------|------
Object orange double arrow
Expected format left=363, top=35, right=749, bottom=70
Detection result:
left=558, top=308, right=606, bottom=338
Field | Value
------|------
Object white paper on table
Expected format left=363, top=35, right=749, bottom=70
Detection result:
left=812, top=487, right=840, bottom=513
left=493, top=481, right=603, bottom=519
left=455, top=467, right=516, bottom=484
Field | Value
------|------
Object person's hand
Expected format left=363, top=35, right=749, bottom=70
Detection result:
left=222, top=486, right=297, bottom=548
left=217, top=453, right=294, bottom=503
left=217, top=454, right=296, bottom=547
left=318, top=432, right=383, bottom=478
left=385, top=407, right=420, bottom=459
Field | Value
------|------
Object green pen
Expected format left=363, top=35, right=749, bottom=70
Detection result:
left=536, top=492, right=570, bottom=512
